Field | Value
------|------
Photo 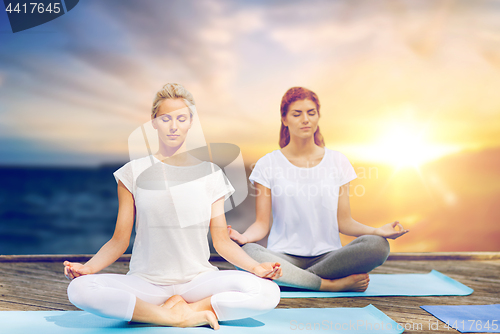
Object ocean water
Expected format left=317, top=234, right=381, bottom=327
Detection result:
left=0, top=165, right=135, bottom=255
left=0, top=164, right=256, bottom=255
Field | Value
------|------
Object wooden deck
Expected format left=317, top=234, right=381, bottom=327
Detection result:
left=1, top=253, right=499, bottom=333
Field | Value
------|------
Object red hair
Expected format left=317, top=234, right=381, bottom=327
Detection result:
left=279, top=87, right=325, bottom=148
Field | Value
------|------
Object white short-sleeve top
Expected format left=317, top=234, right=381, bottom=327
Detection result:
left=113, top=155, right=235, bottom=285
left=249, top=149, right=357, bottom=256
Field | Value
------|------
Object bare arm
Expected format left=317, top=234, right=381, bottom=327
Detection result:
left=337, top=183, right=408, bottom=239
left=228, top=183, right=272, bottom=245
left=64, top=181, right=135, bottom=279
left=211, top=196, right=281, bottom=279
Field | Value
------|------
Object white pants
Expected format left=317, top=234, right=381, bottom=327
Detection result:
left=67, top=270, right=280, bottom=322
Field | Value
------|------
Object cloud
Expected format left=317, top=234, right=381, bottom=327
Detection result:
left=269, top=21, right=375, bottom=54
left=78, top=1, right=241, bottom=92
left=1, top=0, right=500, bottom=165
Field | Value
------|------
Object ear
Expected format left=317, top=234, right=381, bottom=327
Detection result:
left=151, top=116, right=157, bottom=130
left=282, top=116, right=288, bottom=127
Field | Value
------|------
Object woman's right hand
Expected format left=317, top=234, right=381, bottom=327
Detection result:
left=227, top=225, right=248, bottom=246
left=64, top=261, right=93, bottom=280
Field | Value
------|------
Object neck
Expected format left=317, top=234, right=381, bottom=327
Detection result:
left=287, top=135, right=317, bottom=156
left=155, top=140, right=188, bottom=164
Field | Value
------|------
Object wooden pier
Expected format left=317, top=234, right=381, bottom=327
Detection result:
left=1, top=252, right=499, bottom=333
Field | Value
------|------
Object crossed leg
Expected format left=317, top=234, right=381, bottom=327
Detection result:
left=242, top=235, right=390, bottom=292
left=67, top=270, right=280, bottom=329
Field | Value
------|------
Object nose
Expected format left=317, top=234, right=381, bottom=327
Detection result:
left=302, top=113, right=309, bottom=124
left=169, top=119, right=178, bottom=133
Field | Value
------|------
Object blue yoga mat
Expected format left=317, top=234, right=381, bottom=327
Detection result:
left=421, top=304, right=500, bottom=333
left=0, top=305, right=403, bottom=334
left=279, top=270, right=473, bottom=298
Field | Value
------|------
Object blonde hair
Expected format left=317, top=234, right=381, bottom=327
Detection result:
left=151, top=83, right=195, bottom=118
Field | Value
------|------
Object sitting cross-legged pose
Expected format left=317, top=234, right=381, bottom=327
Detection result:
left=63, top=83, right=281, bottom=330
left=228, top=86, right=408, bottom=292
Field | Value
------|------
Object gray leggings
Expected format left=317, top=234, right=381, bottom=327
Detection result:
left=242, top=235, right=390, bottom=290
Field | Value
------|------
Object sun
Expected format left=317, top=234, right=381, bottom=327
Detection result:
left=337, top=118, right=461, bottom=169
left=375, top=126, right=432, bottom=168
left=372, top=120, right=458, bottom=168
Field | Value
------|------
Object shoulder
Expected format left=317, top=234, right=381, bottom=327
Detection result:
left=134, top=155, right=157, bottom=166
left=325, top=148, right=351, bottom=163
left=323, top=149, right=356, bottom=176
left=255, top=150, right=281, bottom=166
left=205, top=162, right=233, bottom=190
left=201, top=162, right=226, bottom=183
left=116, top=156, right=156, bottom=176
left=324, top=149, right=357, bottom=183
left=121, top=155, right=155, bottom=168
left=207, top=161, right=223, bottom=173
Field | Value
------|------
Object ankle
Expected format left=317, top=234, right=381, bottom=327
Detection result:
left=191, top=296, right=215, bottom=314
left=319, top=278, right=332, bottom=291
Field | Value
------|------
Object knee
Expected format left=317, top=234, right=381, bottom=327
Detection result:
left=362, top=235, right=390, bottom=265
left=67, top=275, right=95, bottom=308
left=241, top=243, right=271, bottom=263
left=239, top=273, right=280, bottom=311
left=258, top=279, right=281, bottom=311
left=241, top=242, right=264, bottom=255
left=367, top=235, right=391, bottom=265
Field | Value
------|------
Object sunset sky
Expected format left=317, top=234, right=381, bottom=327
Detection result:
left=1, top=0, right=499, bottom=251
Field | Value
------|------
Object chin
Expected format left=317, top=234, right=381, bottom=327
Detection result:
left=295, top=133, right=313, bottom=139
left=161, top=139, right=182, bottom=147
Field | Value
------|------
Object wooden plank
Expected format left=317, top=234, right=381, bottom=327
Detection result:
left=0, top=295, right=74, bottom=310
left=0, top=300, right=67, bottom=311
left=0, top=259, right=498, bottom=334
left=0, top=296, right=74, bottom=311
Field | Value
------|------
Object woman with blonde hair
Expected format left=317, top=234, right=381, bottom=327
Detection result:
left=229, top=86, right=408, bottom=292
left=63, top=83, right=281, bottom=330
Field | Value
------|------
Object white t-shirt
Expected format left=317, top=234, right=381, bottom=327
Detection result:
left=249, top=149, right=357, bottom=256
left=113, top=155, right=235, bottom=285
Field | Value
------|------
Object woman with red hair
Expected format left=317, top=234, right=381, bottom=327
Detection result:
left=229, top=87, right=408, bottom=292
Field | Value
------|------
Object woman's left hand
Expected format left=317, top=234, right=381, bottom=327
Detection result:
left=227, top=225, right=248, bottom=246
left=252, top=262, right=282, bottom=280
left=376, top=221, right=409, bottom=239
left=64, top=261, right=93, bottom=280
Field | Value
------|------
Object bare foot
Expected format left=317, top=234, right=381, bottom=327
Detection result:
left=161, top=295, right=220, bottom=330
left=319, top=274, right=370, bottom=292
left=187, top=296, right=214, bottom=313
left=161, top=295, right=184, bottom=309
